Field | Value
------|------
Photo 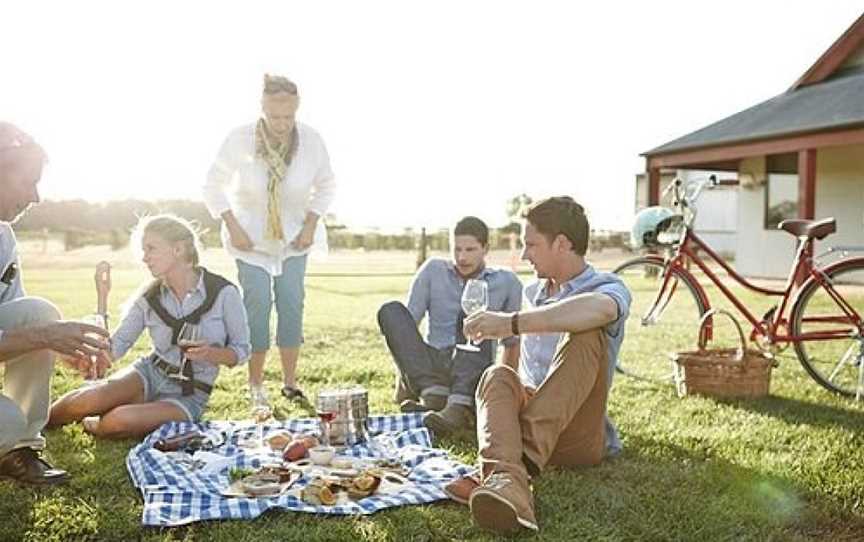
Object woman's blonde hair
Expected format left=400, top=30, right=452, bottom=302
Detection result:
left=131, top=213, right=202, bottom=267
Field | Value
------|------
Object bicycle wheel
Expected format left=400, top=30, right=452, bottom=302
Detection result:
left=614, top=257, right=707, bottom=382
left=791, top=260, right=864, bottom=397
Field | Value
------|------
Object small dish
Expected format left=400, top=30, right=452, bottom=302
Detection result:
left=241, top=473, right=282, bottom=497
left=330, top=457, right=354, bottom=470
left=309, top=445, right=336, bottom=466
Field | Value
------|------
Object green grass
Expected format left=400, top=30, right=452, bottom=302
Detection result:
left=1, top=249, right=863, bottom=541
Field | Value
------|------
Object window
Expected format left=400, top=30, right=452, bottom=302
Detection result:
left=765, top=173, right=798, bottom=229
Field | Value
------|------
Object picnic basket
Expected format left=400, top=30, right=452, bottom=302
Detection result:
left=671, top=309, right=777, bottom=399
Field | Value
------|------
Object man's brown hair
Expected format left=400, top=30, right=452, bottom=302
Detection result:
left=524, top=196, right=589, bottom=255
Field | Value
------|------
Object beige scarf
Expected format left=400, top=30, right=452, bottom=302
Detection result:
left=255, top=119, right=299, bottom=241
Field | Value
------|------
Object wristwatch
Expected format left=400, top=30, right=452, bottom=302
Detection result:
left=511, top=312, right=520, bottom=336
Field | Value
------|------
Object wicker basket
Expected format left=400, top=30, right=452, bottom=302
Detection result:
left=671, top=310, right=777, bottom=399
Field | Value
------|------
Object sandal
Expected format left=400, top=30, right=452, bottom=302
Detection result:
left=281, top=385, right=309, bottom=403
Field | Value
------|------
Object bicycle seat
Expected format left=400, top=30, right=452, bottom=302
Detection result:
left=778, top=217, right=836, bottom=240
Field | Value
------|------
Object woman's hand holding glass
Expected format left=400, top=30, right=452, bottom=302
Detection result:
left=173, top=323, right=203, bottom=381
left=182, top=344, right=227, bottom=366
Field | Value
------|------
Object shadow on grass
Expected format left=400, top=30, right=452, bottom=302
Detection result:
left=531, top=434, right=864, bottom=541
left=712, top=394, right=864, bottom=433
left=5, top=428, right=864, bottom=541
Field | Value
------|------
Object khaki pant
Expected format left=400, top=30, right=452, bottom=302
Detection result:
left=475, top=328, right=609, bottom=482
left=0, top=297, right=60, bottom=455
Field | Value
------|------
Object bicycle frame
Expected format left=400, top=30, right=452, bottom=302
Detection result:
left=650, top=226, right=864, bottom=348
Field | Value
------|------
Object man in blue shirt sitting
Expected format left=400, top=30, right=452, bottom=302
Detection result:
left=377, top=217, right=523, bottom=435
left=445, top=196, right=631, bottom=535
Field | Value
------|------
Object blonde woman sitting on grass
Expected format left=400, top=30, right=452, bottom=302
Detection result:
left=48, top=215, right=251, bottom=438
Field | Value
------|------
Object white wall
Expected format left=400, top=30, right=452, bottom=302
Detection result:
left=736, top=181, right=798, bottom=278
left=693, top=187, right=738, bottom=257
left=815, top=144, right=864, bottom=250
left=735, top=144, right=864, bottom=278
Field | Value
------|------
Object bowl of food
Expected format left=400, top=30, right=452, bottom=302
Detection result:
left=308, top=445, right=336, bottom=466
left=240, top=473, right=282, bottom=497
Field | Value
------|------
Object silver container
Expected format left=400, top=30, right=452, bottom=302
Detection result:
left=315, top=387, right=369, bottom=445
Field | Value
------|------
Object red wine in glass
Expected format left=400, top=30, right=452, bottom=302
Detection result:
left=317, top=411, right=336, bottom=446
left=173, top=323, right=202, bottom=381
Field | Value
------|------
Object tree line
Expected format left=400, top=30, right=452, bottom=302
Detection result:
left=14, top=199, right=524, bottom=252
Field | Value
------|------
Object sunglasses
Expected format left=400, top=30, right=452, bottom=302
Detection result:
left=263, top=78, right=298, bottom=95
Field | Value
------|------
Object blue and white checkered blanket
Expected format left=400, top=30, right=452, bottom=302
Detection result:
left=126, top=413, right=473, bottom=526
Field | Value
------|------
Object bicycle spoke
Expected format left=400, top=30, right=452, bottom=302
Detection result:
left=792, top=260, right=864, bottom=397
left=614, top=258, right=704, bottom=383
left=857, top=354, right=864, bottom=401
left=827, top=342, right=857, bottom=383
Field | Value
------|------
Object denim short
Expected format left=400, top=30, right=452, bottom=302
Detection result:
left=123, top=357, right=210, bottom=422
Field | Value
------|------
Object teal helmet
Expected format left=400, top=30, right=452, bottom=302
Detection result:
left=631, top=206, right=679, bottom=249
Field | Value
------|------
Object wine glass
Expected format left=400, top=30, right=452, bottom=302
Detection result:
left=250, top=401, right=273, bottom=450
left=79, top=313, right=108, bottom=380
left=317, top=410, right=336, bottom=447
left=456, top=279, right=488, bottom=352
left=173, top=322, right=203, bottom=382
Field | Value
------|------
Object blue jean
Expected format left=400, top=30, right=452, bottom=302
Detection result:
left=377, top=301, right=493, bottom=407
left=125, top=357, right=209, bottom=422
left=236, top=255, right=308, bottom=352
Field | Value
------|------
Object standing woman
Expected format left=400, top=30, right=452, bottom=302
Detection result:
left=203, top=74, right=336, bottom=409
left=48, top=215, right=251, bottom=437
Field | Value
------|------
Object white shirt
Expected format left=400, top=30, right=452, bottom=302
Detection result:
left=203, top=122, right=336, bottom=276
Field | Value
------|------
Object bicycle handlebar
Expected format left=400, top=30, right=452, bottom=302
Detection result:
left=666, top=174, right=717, bottom=217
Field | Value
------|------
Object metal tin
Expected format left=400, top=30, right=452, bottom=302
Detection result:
left=315, top=387, right=369, bottom=445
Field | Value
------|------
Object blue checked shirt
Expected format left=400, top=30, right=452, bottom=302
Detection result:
left=406, top=259, right=523, bottom=352
left=111, top=271, right=252, bottom=387
left=519, top=264, right=631, bottom=453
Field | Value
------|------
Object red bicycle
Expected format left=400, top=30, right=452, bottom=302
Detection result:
left=615, top=177, right=864, bottom=398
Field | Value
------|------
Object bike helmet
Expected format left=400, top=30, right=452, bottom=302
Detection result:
left=631, top=206, right=680, bottom=248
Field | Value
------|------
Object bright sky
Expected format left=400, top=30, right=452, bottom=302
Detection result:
left=2, top=1, right=861, bottom=231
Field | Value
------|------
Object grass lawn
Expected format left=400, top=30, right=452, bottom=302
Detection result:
left=1, top=246, right=863, bottom=541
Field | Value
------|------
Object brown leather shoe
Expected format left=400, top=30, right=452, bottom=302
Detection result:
left=442, top=474, right=480, bottom=506
left=469, top=472, right=538, bottom=533
left=0, top=448, right=69, bottom=486
left=423, top=403, right=474, bottom=436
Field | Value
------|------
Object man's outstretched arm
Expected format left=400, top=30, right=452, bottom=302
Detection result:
left=465, top=292, right=618, bottom=342
left=0, top=322, right=109, bottom=363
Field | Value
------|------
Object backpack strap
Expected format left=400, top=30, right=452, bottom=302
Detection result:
left=143, top=268, right=233, bottom=345
left=183, top=269, right=232, bottom=326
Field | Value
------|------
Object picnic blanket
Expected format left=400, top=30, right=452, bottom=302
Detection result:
left=126, top=413, right=474, bottom=526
